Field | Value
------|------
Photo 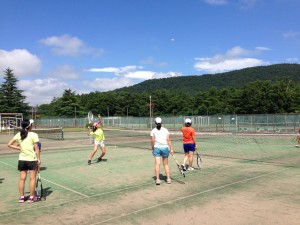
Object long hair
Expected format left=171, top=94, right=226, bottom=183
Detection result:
left=20, top=119, right=31, bottom=140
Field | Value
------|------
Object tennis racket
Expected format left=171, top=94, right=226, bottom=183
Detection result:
left=35, top=165, right=44, bottom=200
left=196, top=151, right=202, bottom=168
left=172, top=154, right=185, bottom=177
left=88, top=111, right=94, bottom=144
left=88, top=111, right=94, bottom=123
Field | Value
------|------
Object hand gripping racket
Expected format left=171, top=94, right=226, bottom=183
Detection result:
left=35, top=165, right=44, bottom=200
left=172, top=154, right=185, bottom=177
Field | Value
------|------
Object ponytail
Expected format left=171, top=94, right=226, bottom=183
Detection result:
left=20, top=120, right=30, bottom=140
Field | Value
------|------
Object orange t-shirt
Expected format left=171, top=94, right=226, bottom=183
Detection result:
left=181, top=126, right=195, bottom=144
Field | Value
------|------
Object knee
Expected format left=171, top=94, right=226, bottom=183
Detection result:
left=19, top=177, right=26, bottom=182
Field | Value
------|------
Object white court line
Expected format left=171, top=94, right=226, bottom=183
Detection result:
left=0, top=161, right=290, bottom=219
left=42, top=179, right=88, bottom=197
left=90, top=167, right=291, bottom=225
left=0, top=178, right=154, bottom=217
left=0, top=160, right=88, bottom=197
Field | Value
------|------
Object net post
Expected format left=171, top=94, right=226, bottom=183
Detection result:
left=61, top=128, right=64, bottom=140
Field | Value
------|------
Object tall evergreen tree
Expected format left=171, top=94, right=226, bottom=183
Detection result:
left=0, top=68, right=29, bottom=114
left=53, top=89, right=81, bottom=117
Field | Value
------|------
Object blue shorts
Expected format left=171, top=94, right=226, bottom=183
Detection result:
left=153, top=147, right=170, bottom=158
left=183, top=144, right=196, bottom=153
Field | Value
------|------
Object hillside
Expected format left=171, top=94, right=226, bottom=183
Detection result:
left=115, top=63, right=300, bottom=94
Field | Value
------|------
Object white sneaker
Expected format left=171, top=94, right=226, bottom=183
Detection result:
left=187, top=167, right=194, bottom=171
left=155, top=179, right=161, bottom=185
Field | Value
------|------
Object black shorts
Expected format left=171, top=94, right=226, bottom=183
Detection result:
left=18, top=160, right=38, bottom=171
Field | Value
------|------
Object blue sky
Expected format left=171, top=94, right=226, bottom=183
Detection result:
left=0, top=0, right=299, bottom=106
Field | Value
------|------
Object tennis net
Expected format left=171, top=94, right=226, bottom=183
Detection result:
left=102, top=129, right=299, bottom=167
left=14, top=127, right=64, bottom=140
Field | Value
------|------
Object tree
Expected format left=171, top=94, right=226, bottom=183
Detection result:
left=0, top=68, right=29, bottom=114
left=52, top=89, right=81, bottom=117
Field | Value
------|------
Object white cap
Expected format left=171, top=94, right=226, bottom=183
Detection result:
left=155, top=117, right=162, bottom=124
left=25, top=119, right=34, bottom=130
left=185, top=118, right=192, bottom=124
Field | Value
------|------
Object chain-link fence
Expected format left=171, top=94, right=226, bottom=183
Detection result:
left=35, top=114, right=300, bottom=134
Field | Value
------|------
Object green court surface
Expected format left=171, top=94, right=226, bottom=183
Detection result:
left=0, top=130, right=299, bottom=225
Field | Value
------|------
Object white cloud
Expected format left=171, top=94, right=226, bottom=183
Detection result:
left=194, top=46, right=269, bottom=73
left=86, top=65, right=143, bottom=75
left=0, top=49, right=41, bottom=76
left=124, top=70, right=155, bottom=79
left=81, top=65, right=182, bottom=94
left=123, top=70, right=181, bottom=79
left=195, top=58, right=266, bottom=73
left=49, top=65, right=80, bottom=80
left=83, top=70, right=181, bottom=92
left=40, top=34, right=104, bottom=57
left=84, top=77, right=135, bottom=92
left=152, top=71, right=182, bottom=79
left=19, top=78, right=69, bottom=105
left=204, top=0, right=228, bottom=6
left=85, top=65, right=181, bottom=80
left=255, top=46, right=271, bottom=51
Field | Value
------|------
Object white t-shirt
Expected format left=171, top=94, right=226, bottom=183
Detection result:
left=150, top=127, right=169, bottom=147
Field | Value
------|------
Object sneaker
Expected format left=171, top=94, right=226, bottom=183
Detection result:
left=167, top=179, right=171, bottom=184
left=27, top=196, right=37, bottom=203
left=187, top=167, right=195, bottom=171
left=181, top=164, right=186, bottom=171
left=18, top=196, right=25, bottom=203
left=88, top=160, right=91, bottom=165
left=97, top=157, right=102, bottom=163
left=155, top=179, right=161, bottom=185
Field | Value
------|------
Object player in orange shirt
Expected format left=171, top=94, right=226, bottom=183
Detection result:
left=181, top=118, right=197, bottom=171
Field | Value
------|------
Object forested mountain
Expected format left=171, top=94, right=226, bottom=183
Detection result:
left=115, top=64, right=300, bottom=94
left=37, top=63, right=300, bottom=117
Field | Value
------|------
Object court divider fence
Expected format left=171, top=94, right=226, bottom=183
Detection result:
left=35, top=114, right=300, bottom=134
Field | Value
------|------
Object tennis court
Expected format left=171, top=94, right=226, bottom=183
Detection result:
left=0, top=129, right=299, bottom=225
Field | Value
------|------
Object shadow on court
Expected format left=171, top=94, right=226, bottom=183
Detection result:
left=153, top=174, right=185, bottom=184
left=88, top=158, right=108, bottom=165
left=43, top=186, right=53, bottom=198
left=40, top=166, right=47, bottom=171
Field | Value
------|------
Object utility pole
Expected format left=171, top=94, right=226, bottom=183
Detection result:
left=149, top=95, right=152, bottom=130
